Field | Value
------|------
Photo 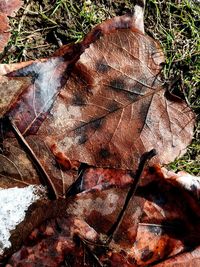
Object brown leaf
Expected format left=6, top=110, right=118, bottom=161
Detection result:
left=0, top=55, right=80, bottom=196
left=24, top=17, right=194, bottom=171
left=0, top=13, right=10, bottom=53
left=0, top=0, right=22, bottom=16
left=0, top=5, right=198, bottom=266
left=0, top=0, right=23, bottom=53
left=0, top=12, right=159, bottom=197
left=0, top=75, right=31, bottom=118
left=154, top=245, right=200, bottom=267
left=6, top=166, right=200, bottom=266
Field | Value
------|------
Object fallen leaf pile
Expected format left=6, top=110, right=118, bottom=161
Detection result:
left=0, top=1, right=199, bottom=266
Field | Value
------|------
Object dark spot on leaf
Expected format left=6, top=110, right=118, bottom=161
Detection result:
left=139, top=101, right=150, bottom=118
left=161, top=219, right=186, bottom=238
left=107, top=102, right=120, bottom=112
left=91, top=28, right=102, bottom=40
left=141, top=247, right=154, bottom=262
left=127, top=92, right=140, bottom=101
left=96, top=59, right=111, bottom=73
left=78, top=133, right=88, bottom=145
left=90, top=118, right=102, bottom=130
left=99, top=148, right=110, bottom=159
left=148, top=166, right=157, bottom=174
left=109, top=78, right=126, bottom=91
left=72, top=92, right=86, bottom=106
left=74, top=124, right=86, bottom=136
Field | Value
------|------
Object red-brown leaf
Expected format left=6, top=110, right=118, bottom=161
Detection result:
left=6, top=166, right=200, bottom=266
left=0, top=0, right=22, bottom=16
left=0, top=13, right=10, bottom=53
left=0, top=0, right=23, bottom=53
left=0, top=14, right=194, bottom=180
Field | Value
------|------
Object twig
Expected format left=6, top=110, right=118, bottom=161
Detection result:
left=106, top=149, right=157, bottom=243
left=78, top=236, right=104, bottom=267
left=8, top=117, right=58, bottom=200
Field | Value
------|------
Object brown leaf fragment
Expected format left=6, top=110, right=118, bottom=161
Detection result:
left=5, top=166, right=200, bottom=266
left=0, top=138, right=41, bottom=188
left=0, top=75, right=31, bottom=118
left=0, top=0, right=22, bottom=17
left=81, top=167, right=133, bottom=191
left=153, top=246, right=200, bottom=267
left=0, top=13, right=10, bottom=53
left=162, top=168, right=200, bottom=200
left=0, top=0, right=23, bottom=53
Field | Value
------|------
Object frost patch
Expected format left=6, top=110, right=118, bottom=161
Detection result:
left=0, top=185, right=46, bottom=255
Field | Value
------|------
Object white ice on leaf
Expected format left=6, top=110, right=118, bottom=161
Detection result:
left=0, top=185, right=46, bottom=255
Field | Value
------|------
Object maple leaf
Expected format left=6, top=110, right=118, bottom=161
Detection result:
left=0, top=12, right=195, bottom=198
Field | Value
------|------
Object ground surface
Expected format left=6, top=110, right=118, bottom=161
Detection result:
left=0, top=0, right=199, bottom=174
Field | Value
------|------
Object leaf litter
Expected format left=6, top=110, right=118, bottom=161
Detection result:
left=0, top=1, right=199, bottom=266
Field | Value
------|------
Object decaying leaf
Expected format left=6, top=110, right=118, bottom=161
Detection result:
left=0, top=0, right=22, bottom=17
left=0, top=0, right=23, bottom=53
left=0, top=75, right=31, bottom=118
left=0, top=8, right=195, bottom=197
left=6, top=166, right=200, bottom=266
left=0, top=13, right=10, bottom=53
left=0, top=1, right=198, bottom=266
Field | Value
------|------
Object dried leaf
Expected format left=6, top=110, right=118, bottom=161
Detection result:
left=0, top=13, right=194, bottom=184
left=0, top=0, right=22, bottom=16
left=47, top=30, right=194, bottom=170
left=154, top=245, right=200, bottom=267
left=0, top=75, right=31, bottom=118
left=6, top=166, right=200, bottom=266
left=0, top=13, right=10, bottom=53
left=0, top=3, right=198, bottom=266
left=0, top=0, right=23, bottom=53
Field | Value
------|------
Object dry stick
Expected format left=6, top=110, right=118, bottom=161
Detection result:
left=78, top=237, right=104, bottom=267
left=8, top=117, right=58, bottom=200
left=106, top=149, right=157, bottom=243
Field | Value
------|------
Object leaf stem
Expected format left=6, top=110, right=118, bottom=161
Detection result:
left=8, top=117, right=58, bottom=200
left=106, top=149, right=157, bottom=243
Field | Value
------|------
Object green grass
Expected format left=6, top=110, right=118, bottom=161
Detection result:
left=145, top=0, right=200, bottom=175
left=1, top=0, right=199, bottom=175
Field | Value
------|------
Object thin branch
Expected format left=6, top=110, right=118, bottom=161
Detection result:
left=8, top=117, right=58, bottom=200
left=106, top=149, right=157, bottom=243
